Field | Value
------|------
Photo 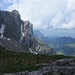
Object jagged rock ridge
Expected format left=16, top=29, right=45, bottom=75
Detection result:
left=0, top=10, right=54, bottom=55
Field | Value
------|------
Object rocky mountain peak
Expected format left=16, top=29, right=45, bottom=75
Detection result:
left=0, top=10, right=55, bottom=55
left=12, top=10, right=20, bottom=15
left=24, top=20, right=30, bottom=26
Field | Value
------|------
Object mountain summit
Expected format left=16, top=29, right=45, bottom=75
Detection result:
left=0, top=10, right=54, bottom=55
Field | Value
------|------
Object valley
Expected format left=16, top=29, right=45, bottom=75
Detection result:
left=34, top=30, right=75, bottom=56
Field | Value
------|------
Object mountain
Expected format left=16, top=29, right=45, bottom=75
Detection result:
left=34, top=30, right=44, bottom=39
left=34, top=30, right=75, bottom=56
left=0, top=10, right=54, bottom=55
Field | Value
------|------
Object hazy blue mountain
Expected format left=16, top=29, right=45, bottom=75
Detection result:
left=34, top=30, right=44, bottom=38
left=34, top=30, right=75, bottom=56
left=34, top=30, right=46, bottom=43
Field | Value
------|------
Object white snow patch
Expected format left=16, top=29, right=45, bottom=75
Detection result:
left=29, top=48, right=38, bottom=54
left=20, top=24, right=24, bottom=43
left=0, top=23, right=5, bottom=38
left=29, top=48, right=33, bottom=53
left=7, top=38, right=11, bottom=41
left=34, top=52, right=38, bottom=55
left=36, top=46, right=42, bottom=51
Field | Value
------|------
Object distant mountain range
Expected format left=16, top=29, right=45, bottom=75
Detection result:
left=34, top=30, right=75, bottom=56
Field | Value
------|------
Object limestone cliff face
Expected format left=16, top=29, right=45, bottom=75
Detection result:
left=21, top=21, right=34, bottom=50
left=0, top=10, right=54, bottom=55
left=0, top=10, right=23, bottom=41
left=20, top=21, right=54, bottom=54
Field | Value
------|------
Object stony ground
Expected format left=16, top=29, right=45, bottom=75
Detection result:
left=1, top=58, right=75, bottom=75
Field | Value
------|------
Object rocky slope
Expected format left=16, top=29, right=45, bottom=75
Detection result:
left=26, top=58, right=75, bottom=75
left=1, top=58, right=75, bottom=75
left=0, top=10, right=54, bottom=55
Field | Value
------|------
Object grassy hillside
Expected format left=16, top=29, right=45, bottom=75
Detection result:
left=0, top=49, right=74, bottom=73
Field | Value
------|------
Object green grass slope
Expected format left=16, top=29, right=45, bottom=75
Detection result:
left=0, top=49, right=74, bottom=73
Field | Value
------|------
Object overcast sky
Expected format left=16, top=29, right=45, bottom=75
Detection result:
left=0, top=0, right=75, bottom=37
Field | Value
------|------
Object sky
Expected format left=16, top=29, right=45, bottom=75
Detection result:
left=0, top=0, right=75, bottom=38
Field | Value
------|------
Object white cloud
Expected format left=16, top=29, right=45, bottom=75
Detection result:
left=0, top=0, right=17, bottom=10
left=49, top=0, right=75, bottom=30
left=50, top=11, right=64, bottom=29
left=66, top=0, right=75, bottom=13
left=5, top=0, right=67, bottom=30
left=60, top=11, right=75, bottom=29
left=1, top=0, right=75, bottom=30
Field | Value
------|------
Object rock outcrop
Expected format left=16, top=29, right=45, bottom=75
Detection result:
left=0, top=37, right=26, bottom=52
left=0, top=10, right=22, bottom=41
left=0, top=10, right=54, bottom=55
left=1, top=58, right=75, bottom=75
left=0, top=42, right=5, bottom=50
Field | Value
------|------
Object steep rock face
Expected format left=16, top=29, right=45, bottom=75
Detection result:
left=0, top=42, right=6, bottom=50
left=21, top=21, right=34, bottom=50
left=0, top=10, right=22, bottom=41
left=0, top=37, right=26, bottom=52
left=21, top=21, right=54, bottom=54
left=0, top=10, right=54, bottom=55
